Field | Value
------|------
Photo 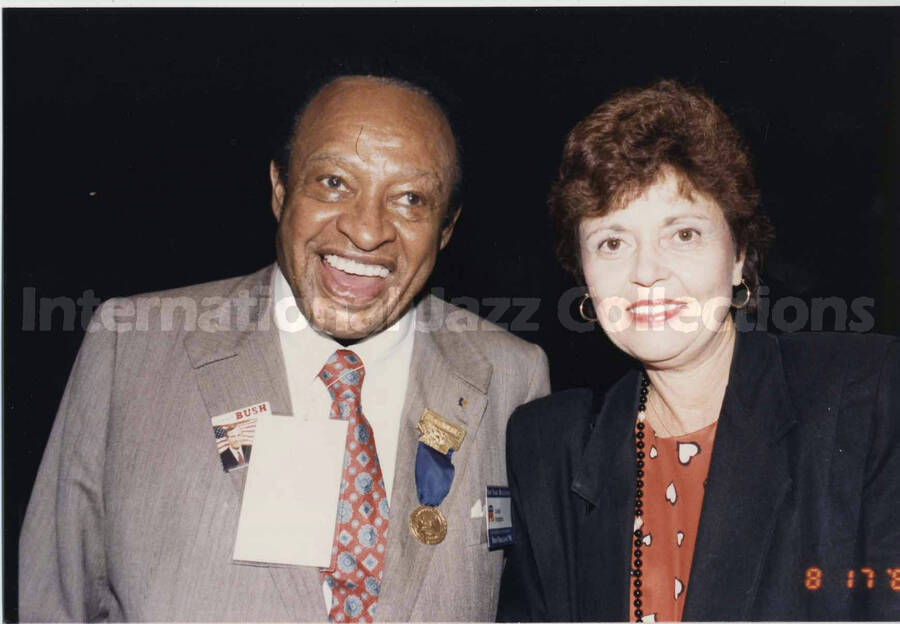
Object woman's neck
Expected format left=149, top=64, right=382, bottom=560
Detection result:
left=644, top=319, right=737, bottom=437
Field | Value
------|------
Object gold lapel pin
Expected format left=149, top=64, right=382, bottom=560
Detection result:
left=417, top=409, right=466, bottom=455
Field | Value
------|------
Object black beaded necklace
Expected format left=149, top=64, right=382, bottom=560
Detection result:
left=631, top=373, right=650, bottom=621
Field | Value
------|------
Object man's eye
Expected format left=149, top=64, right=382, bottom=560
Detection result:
left=401, top=192, right=422, bottom=206
left=321, top=176, right=344, bottom=190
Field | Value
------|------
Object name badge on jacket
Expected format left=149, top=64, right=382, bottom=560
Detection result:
left=486, top=485, right=514, bottom=550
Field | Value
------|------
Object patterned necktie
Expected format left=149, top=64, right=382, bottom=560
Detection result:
left=318, top=349, right=389, bottom=623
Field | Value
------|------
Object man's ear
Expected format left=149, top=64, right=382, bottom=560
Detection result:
left=439, top=205, right=462, bottom=250
left=269, top=160, right=286, bottom=221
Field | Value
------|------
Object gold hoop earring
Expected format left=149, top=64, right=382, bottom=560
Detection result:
left=578, top=293, right=598, bottom=322
left=733, top=279, right=751, bottom=309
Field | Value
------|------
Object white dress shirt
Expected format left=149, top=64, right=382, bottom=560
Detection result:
left=272, top=267, right=415, bottom=611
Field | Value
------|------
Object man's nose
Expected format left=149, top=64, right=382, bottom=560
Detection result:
left=335, top=192, right=397, bottom=251
left=629, top=242, right=669, bottom=287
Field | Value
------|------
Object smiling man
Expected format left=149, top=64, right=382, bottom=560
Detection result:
left=272, top=77, right=459, bottom=341
left=19, top=75, right=550, bottom=622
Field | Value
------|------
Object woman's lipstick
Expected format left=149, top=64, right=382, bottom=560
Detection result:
left=627, top=299, right=686, bottom=325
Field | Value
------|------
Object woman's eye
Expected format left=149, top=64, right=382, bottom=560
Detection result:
left=676, top=229, right=698, bottom=242
left=600, top=238, right=622, bottom=252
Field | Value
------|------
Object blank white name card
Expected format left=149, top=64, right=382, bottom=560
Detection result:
left=233, top=414, right=347, bottom=567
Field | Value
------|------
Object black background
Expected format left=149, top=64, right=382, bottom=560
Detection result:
left=4, top=8, right=899, bottom=621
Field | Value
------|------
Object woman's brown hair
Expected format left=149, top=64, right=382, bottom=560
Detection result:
left=549, top=80, right=774, bottom=309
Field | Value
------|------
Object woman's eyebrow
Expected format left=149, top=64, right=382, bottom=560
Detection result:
left=662, top=213, right=711, bottom=226
left=584, top=222, right=627, bottom=236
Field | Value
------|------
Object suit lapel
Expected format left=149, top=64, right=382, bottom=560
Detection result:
left=376, top=295, right=492, bottom=622
left=570, top=332, right=797, bottom=622
left=183, top=265, right=325, bottom=621
left=683, top=331, right=796, bottom=621
left=571, top=370, right=642, bottom=621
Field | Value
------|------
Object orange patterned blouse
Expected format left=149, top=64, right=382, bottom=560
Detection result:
left=630, top=419, right=719, bottom=623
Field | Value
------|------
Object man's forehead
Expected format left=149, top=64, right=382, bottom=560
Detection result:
left=303, top=76, right=438, bottom=120
left=293, top=78, right=455, bottom=161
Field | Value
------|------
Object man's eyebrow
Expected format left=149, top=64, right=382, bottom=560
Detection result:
left=306, top=153, right=355, bottom=167
left=306, top=153, right=444, bottom=183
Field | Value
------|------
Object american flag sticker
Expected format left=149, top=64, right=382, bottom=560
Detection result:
left=211, top=402, right=269, bottom=473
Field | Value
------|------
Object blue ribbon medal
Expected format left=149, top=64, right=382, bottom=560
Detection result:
left=410, top=409, right=467, bottom=545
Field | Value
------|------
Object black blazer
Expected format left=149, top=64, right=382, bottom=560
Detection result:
left=498, top=331, right=900, bottom=621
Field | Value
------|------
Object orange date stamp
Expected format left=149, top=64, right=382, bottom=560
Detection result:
left=804, top=567, right=900, bottom=591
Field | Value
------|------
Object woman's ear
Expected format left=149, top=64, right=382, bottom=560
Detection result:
left=733, top=248, right=747, bottom=286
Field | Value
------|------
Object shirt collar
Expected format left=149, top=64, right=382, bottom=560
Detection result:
left=272, top=265, right=415, bottom=381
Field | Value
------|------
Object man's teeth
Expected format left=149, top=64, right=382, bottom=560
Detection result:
left=323, top=254, right=390, bottom=278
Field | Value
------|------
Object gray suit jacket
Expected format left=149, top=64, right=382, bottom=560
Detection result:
left=20, top=264, right=550, bottom=622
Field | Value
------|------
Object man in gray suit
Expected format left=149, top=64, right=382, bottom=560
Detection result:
left=20, top=74, right=550, bottom=621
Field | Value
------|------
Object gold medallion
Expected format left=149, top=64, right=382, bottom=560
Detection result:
left=409, top=505, right=448, bottom=545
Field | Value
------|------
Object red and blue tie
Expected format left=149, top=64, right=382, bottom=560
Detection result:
left=318, top=349, right=389, bottom=623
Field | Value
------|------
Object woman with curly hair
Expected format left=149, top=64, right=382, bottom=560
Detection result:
left=497, top=80, right=899, bottom=622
